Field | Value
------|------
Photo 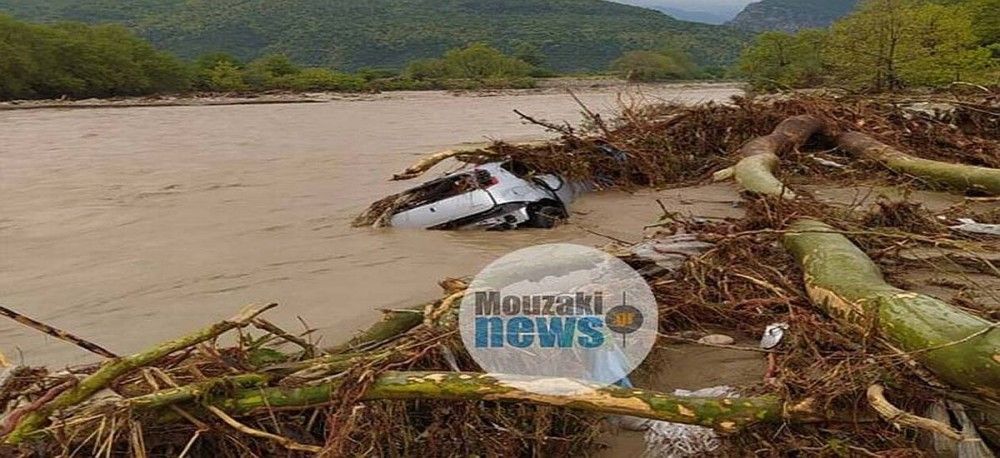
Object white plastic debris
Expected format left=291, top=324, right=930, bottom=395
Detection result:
left=640, top=386, right=740, bottom=458
left=902, top=102, right=959, bottom=121
left=808, top=154, right=847, bottom=168
left=609, top=386, right=740, bottom=457
left=672, top=386, right=739, bottom=398
left=950, top=218, right=1000, bottom=237
left=760, top=323, right=789, bottom=350
left=440, top=345, right=461, bottom=372
left=629, top=235, right=714, bottom=277
left=697, top=334, right=735, bottom=346
left=923, top=401, right=996, bottom=458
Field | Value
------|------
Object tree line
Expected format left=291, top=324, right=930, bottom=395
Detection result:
left=4, top=1, right=997, bottom=101
left=0, top=15, right=552, bottom=100
left=0, top=12, right=713, bottom=101
left=737, top=0, right=998, bottom=91
left=0, top=15, right=189, bottom=100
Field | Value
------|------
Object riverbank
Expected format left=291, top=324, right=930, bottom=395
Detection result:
left=0, top=80, right=744, bottom=111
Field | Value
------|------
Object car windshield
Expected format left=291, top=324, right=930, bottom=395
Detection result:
left=500, top=160, right=533, bottom=179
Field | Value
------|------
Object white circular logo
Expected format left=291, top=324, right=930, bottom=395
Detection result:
left=459, top=244, right=657, bottom=394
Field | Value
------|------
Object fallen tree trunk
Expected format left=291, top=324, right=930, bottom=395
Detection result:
left=782, top=219, right=1000, bottom=402
left=391, top=148, right=494, bottom=181
left=837, top=132, right=1000, bottom=196
left=732, top=115, right=826, bottom=199
left=193, top=372, right=793, bottom=433
left=390, top=141, right=548, bottom=181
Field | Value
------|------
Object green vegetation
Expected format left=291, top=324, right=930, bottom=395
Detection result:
left=611, top=48, right=699, bottom=81
left=738, top=0, right=998, bottom=91
left=0, top=16, right=543, bottom=100
left=0, top=0, right=749, bottom=73
left=0, top=14, right=188, bottom=100
left=737, top=30, right=828, bottom=90
left=402, top=43, right=536, bottom=89
left=191, top=52, right=366, bottom=93
left=826, top=0, right=993, bottom=90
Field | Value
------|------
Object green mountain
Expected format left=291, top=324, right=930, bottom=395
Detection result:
left=727, top=0, right=859, bottom=32
left=0, top=0, right=750, bottom=72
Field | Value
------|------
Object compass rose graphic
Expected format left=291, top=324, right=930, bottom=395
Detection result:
left=605, top=292, right=643, bottom=348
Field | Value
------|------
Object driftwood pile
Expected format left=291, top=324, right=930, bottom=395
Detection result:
left=2, top=91, right=999, bottom=456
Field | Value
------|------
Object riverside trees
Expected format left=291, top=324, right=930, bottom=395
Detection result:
left=738, top=0, right=997, bottom=91
left=0, top=15, right=188, bottom=100
left=0, top=16, right=540, bottom=101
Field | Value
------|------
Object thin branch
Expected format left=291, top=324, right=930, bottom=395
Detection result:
left=207, top=405, right=323, bottom=454
left=513, top=109, right=575, bottom=136
left=0, top=304, right=118, bottom=358
left=252, top=318, right=320, bottom=358
left=3, top=303, right=278, bottom=444
left=866, top=384, right=961, bottom=441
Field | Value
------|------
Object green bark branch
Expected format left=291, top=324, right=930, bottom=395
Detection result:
left=325, top=307, right=424, bottom=354
left=732, top=115, right=826, bottom=199
left=782, top=219, right=1000, bottom=401
left=837, top=132, right=1000, bottom=196
left=208, top=371, right=791, bottom=433
left=3, top=303, right=277, bottom=445
left=126, top=374, right=271, bottom=411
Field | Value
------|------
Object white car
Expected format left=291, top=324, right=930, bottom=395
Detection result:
left=389, top=162, right=589, bottom=230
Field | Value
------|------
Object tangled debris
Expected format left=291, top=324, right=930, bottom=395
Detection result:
left=356, top=92, right=997, bottom=228
left=3, top=91, right=999, bottom=456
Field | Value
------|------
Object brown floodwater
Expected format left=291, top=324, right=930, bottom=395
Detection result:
left=0, top=84, right=743, bottom=366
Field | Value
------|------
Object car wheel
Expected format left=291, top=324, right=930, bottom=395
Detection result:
left=527, top=205, right=565, bottom=229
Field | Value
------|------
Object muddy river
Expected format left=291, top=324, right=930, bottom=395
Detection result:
left=0, top=84, right=749, bottom=366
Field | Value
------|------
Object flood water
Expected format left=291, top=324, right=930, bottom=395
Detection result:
left=0, top=84, right=742, bottom=366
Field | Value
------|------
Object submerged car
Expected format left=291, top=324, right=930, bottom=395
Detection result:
left=388, top=161, right=589, bottom=230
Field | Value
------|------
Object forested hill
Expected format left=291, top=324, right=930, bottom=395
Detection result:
left=727, top=0, right=859, bottom=32
left=0, top=0, right=749, bottom=72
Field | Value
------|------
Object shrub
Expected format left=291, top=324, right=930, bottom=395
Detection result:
left=404, top=43, right=535, bottom=82
left=244, top=54, right=301, bottom=88
left=442, top=43, right=534, bottom=79
left=0, top=15, right=190, bottom=99
left=275, top=68, right=365, bottom=91
left=205, top=61, right=248, bottom=92
left=611, top=50, right=696, bottom=81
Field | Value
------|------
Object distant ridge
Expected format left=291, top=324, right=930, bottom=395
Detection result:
left=656, top=6, right=731, bottom=25
left=0, top=0, right=750, bottom=72
left=727, top=0, right=859, bottom=32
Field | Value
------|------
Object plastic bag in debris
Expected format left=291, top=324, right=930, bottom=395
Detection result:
left=950, top=219, right=1000, bottom=237
left=608, top=386, right=740, bottom=458
left=629, top=235, right=714, bottom=278
left=902, top=102, right=959, bottom=122
left=922, top=401, right=996, bottom=458
left=760, top=323, right=789, bottom=350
